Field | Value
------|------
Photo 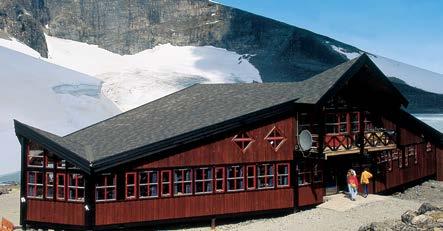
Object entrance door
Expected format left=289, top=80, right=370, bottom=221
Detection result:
left=324, top=155, right=360, bottom=195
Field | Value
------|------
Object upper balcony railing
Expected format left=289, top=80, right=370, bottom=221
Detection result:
left=299, top=111, right=397, bottom=156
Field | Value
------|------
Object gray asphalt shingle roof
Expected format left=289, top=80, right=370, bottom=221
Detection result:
left=17, top=55, right=364, bottom=165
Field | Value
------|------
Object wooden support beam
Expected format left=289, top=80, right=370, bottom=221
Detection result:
left=19, top=136, right=27, bottom=229
left=211, top=218, right=216, bottom=230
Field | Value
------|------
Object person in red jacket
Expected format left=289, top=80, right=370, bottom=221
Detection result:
left=347, top=169, right=359, bottom=201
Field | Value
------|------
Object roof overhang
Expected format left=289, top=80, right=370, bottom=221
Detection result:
left=316, top=54, right=409, bottom=108
left=14, top=120, right=92, bottom=174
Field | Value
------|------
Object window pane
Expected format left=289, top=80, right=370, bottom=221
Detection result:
left=127, top=187, right=135, bottom=198
left=106, top=188, right=116, bottom=200
left=96, top=188, right=105, bottom=201
left=46, top=186, right=54, bottom=198
left=150, top=172, right=158, bottom=183
left=140, top=185, right=148, bottom=197
left=139, top=172, right=148, bottom=184
left=149, top=185, right=158, bottom=197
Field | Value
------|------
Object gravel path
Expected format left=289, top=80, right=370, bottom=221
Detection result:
left=1, top=181, right=441, bottom=231
left=183, top=195, right=421, bottom=231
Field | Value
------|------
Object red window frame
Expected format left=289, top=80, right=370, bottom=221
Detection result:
left=45, top=172, right=54, bottom=199
left=56, top=159, right=66, bottom=169
left=139, top=170, right=159, bottom=198
left=257, top=164, right=275, bottom=189
left=350, top=112, right=360, bottom=132
left=264, top=126, right=286, bottom=151
left=27, top=144, right=44, bottom=168
left=246, top=165, right=256, bottom=190
left=227, top=165, right=244, bottom=191
left=27, top=171, right=43, bottom=199
left=125, top=172, right=137, bottom=200
left=56, top=173, right=66, bottom=201
left=160, top=170, right=172, bottom=197
left=45, top=154, right=55, bottom=169
left=194, top=168, right=213, bottom=194
left=68, top=173, right=85, bottom=202
left=232, top=132, right=254, bottom=153
left=277, top=163, right=290, bottom=187
left=174, top=169, right=193, bottom=196
left=214, top=167, right=225, bottom=193
left=95, top=174, right=117, bottom=202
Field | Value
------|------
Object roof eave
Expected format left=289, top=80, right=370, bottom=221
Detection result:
left=14, top=120, right=92, bottom=174
left=91, top=100, right=302, bottom=172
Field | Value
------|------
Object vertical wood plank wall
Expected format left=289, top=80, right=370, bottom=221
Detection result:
left=96, top=188, right=293, bottom=225
left=369, top=119, right=437, bottom=192
left=26, top=200, right=84, bottom=225
left=437, top=147, right=443, bottom=181
left=96, top=116, right=296, bottom=226
left=133, top=116, right=295, bottom=169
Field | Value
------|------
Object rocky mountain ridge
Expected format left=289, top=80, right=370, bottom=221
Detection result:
left=1, top=0, right=442, bottom=113
left=0, top=0, right=357, bottom=83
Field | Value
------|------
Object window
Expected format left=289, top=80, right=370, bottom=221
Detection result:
left=27, top=143, right=44, bottom=168
left=364, top=112, right=374, bottom=131
left=57, top=159, right=66, bottom=169
left=257, top=164, right=274, bottom=189
left=399, top=149, right=403, bottom=168
left=45, top=154, right=55, bottom=169
left=56, top=173, right=66, bottom=200
left=215, top=167, right=225, bottom=193
left=161, top=170, right=172, bottom=197
left=265, top=127, right=286, bottom=151
left=391, top=149, right=400, bottom=160
left=195, top=168, right=213, bottom=194
left=68, top=173, right=85, bottom=202
left=408, top=145, right=417, bottom=164
left=426, top=142, right=432, bottom=152
left=277, top=163, right=290, bottom=187
left=125, top=172, right=137, bottom=199
left=174, top=169, right=192, bottom=196
left=350, top=112, right=360, bottom=132
left=139, top=171, right=158, bottom=198
left=27, top=171, right=43, bottom=198
left=96, top=174, right=116, bottom=202
left=298, top=161, right=312, bottom=186
left=326, top=113, right=339, bottom=134
left=339, top=113, right=348, bottom=133
left=227, top=166, right=244, bottom=191
left=312, top=170, right=323, bottom=183
left=232, top=132, right=254, bottom=152
left=67, top=162, right=79, bottom=170
left=387, top=152, right=392, bottom=172
left=46, top=172, right=54, bottom=199
left=246, top=165, right=256, bottom=190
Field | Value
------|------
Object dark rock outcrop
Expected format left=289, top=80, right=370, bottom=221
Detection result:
left=0, top=0, right=354, bottom=82
left=359, top=202, right=443, bottom=231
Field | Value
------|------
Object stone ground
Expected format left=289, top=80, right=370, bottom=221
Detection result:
left=0, top=181, right=442, bottom=231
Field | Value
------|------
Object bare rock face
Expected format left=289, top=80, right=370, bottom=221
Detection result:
left=0, top=0, right=49, bottom=57
left=361, top=203, right=443, bottom=231
left=0, top=0, right=353, bottom=82
left=418, top=203, right=440, bottom=215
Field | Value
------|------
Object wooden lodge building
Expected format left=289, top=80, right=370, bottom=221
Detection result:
left=14, top=54, right=443, bottom=230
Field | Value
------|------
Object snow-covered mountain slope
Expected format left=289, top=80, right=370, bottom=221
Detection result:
left=331, top=45, right=443, bottom=94
left=45, top=35, right=261, bottom=111
left=0, top=38, right=120, bottom=174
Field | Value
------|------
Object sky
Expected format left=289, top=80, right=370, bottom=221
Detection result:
left=217, top=0, right=443, bottom=74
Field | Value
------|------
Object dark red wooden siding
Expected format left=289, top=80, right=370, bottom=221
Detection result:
left=27, top=199, right=84, bottom=225
left=298, top=184, right=324, bottom=206
left=96, top=116, right=296, bottom=226
left=134, top=116, right=295, bottom=169
left=437, top=147, right=443, bottom=181
left=95, top=188, right=293, bottom=225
